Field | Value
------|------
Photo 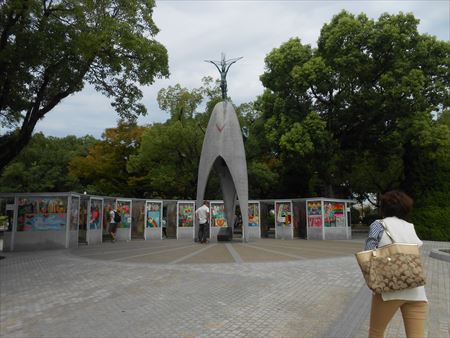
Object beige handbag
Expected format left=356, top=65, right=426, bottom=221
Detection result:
left=355, top=221, right=426, bottom=294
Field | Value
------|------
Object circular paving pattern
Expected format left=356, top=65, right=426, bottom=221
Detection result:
left=70, top=238, right=364, bottom=264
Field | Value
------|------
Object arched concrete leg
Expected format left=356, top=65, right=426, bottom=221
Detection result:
left=196, top=101, right=249, bottom=242
left=214, top=157, right=237, bottom=229
left=221, top=155, right=248, bottom=242
left=195, top=156, right=214, bottom=240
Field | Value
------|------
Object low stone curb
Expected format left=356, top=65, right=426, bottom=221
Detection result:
left=430, top=248, right=450, bottom=262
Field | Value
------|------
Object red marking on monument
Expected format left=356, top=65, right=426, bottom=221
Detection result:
left=216, top=124, right=225, bottom=133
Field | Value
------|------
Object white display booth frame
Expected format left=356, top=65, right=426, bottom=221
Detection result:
left=209, top=200, right=229, bottom=241
left=68, top=194, right=80, bottom=248
left=115, top=198, right=132, bottom=241
left=144, top=200, right=163, bottom=240
left=102, top=198, right=116, bottom=236
left=0, top=192, right=80, bottom=251
left=87, top=197, right=103, bottom=245
left=247, top=200, right=261, bottom=239
left=176, top=200, right=195, bottom=240
left=305, top=198, right=354, bottom=240
left=274, top=200, right=294, bottom=240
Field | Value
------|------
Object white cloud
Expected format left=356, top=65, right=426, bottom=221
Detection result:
left=30, top=0, right=449, bottom=138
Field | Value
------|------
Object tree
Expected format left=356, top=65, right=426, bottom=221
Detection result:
left=69, top=121, right=145, bottom=196
left=253, top=39, right=340, bottom=197
left=128, top=79, right=222, bottom=199
left=0, top=0, right=169, bottom=171
left=405, top=112, right=450, bottom=240
left=257, top=11, right=449, bottom=198
left=156, top=76, right=222, bottom=122
left=157, top=84, right=204, bottom=122
left=295, top=11, right=449, bottom=197
left=256, top=11, right=449, bottom=237
left=127, top=120, right=204, bottom=199
left=0, top=132, right=96, bottom=192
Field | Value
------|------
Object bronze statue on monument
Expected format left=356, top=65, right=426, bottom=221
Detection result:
left=205, top=53, right=243, bottom=100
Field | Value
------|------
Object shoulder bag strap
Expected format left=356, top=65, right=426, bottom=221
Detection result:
left=379, top=219, right=395, bottom=243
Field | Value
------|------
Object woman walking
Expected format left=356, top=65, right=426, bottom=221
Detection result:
left=365, top=191, right=427, bottom=338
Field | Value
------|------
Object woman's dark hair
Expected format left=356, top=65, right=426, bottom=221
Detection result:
left=380, top=191, right=414, bottom=219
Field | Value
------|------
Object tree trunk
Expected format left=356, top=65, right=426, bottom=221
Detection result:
left=0, top=129, right=33, bottom=172
left=0, top=91, right=71, bottom=173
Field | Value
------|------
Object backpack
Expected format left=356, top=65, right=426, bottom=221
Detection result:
left=113, top=210, right=121, bottom=223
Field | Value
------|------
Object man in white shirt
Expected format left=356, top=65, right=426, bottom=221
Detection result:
left=161, top=217, right=167, bottom=238
left=195, top=200, right=210, bottom=244
left=109, top=208, right=118, bottom=242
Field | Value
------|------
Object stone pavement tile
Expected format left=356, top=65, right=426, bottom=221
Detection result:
left=87, top=243, right=197, bottom=261
left=247, top=240, right=362, bottom=259
left=233, top=243, right=300, bottom=262
left=118, top=245, right=205, bottom=264
left=180, top=243, right=234, bottom=264
left=1, top=240, right=448, bottom=338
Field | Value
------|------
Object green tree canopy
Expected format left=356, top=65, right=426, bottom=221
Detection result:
left=0, top=132, right=96, bottom=192
left=69, top=121, right=144, bottom=196
left=255, top=11, right=449, bottom=198
left=0, top=0, right=169, bottom=171
left=127, top=78, right=222, bottom=199
left=127, top=120, right=205, bottom=199
left=255, top=10, right=450, bottom=238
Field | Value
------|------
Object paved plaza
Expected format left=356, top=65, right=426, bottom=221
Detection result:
left=0, top=239, right=449, bottom=338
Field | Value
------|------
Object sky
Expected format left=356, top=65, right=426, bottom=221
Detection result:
left=33, top=0, right=450, bottom=139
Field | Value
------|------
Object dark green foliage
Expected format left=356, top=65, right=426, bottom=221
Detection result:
left=0, top=0, right=169, bottom=171
left=127, top=120, right=204, bottom=199
left=412, top=206, right=450, bottom=241
left=69, top=121, right=145, bottom=197
left=252, top=11, right=450, bottom=239
left=0, top=133, right=96, bottom=192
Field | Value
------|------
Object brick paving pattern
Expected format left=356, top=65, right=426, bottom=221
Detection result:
left=0, top=239, right=448, bottom=338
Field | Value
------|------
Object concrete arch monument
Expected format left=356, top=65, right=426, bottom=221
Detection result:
left=195, top=101, right=249, bottom=241
left=196, top=54, right=249, bottom=241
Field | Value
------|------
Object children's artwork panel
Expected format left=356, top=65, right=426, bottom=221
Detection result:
left=307, top=201, right=323, bottom=228
left=178, top=202, right=194, bottom=227
left=275, top=202, right=292, bottom=226
left=248, top=202, right=260, bottom=227
left=324, top=202, right=346, bottom=227
left=146, top=202, right=162, bottom=228
left=211, top=202, right=227, bottom=227
left=17, top=197, right=67, bottom=231
left=89, top=199, right=103, bottom=230
left=116, top=200, right=132, bottom=228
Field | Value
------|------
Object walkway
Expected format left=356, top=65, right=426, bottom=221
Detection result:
left=1, top=239, right=448, bottom=337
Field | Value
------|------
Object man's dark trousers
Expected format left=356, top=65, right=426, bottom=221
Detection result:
left=198, top=222, right=208, bottom=243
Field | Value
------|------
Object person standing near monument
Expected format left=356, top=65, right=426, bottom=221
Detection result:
left=162, top=217, right=167, bottom=239
left=195, top=200, right=210, bottom=244
left=109, top=207, right=119, bottom=242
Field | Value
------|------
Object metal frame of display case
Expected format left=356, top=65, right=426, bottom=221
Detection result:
left=0, top=192, right=81, bottom=251
left=144, top=200, right=163, bottom=240
left=0, top=192, right=358, bottom=251
left=304, top=198, right=355, bottom=240
left=274, top=200, right=294, bottom=240
left=115, top=198, right=132, bottom=241
left=87, top=196, right=104, bottom=245
left=176, top=200, right=195, bottom=240
left=248, top=200, right=261, bottom=239
left=209, top=200, right=229, bottom=242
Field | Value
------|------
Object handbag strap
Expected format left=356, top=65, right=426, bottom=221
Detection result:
left=379, top=219, right=395, bottom=243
